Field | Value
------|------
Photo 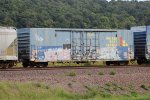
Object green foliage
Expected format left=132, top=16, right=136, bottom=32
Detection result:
left=0, top=0, right=149, bottom=28
left=131, top=91, right=138, bottom=97
left=67, top=71, right=76, bottom=76
left=99, top=72, right=104, bottom=75
left=141, top=85, right=149, bottom=90
left=109, top=71, right=116, bottom=75
left=0, top=82, right=150, bottom=100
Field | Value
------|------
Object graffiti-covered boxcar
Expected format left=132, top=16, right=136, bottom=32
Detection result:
left=17, top=28, right=134, bottom=67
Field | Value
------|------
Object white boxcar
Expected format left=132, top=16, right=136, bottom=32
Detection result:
left=0, top=27, right=18, bottom=68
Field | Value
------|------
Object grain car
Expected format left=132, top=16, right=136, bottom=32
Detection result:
left=0, top=27, right=18, bottom=68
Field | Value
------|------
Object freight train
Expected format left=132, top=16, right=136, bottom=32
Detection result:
left=0, top=26, right=150, bottom=68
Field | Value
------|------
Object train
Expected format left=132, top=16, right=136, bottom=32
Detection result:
left=0, top=26, right=150, bottom=68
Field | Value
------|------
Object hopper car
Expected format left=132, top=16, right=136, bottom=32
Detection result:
left=0, top=27, right=18, bottom=68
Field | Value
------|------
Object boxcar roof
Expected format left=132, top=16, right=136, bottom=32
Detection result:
left=0, top=27, right=16, bottom=33
left=18, top=28, right=128, bottom=32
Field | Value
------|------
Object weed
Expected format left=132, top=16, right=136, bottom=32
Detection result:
left=68, top=83, right=72, bottom=87
left=33, top=83, right=41, bottom=88
left=109, top=71, right=116, bottom=75
left=141, top=85, right=148, bottom=90
left=100, top=92, right=111, bottom=98
left=84, top=85, right=92, bottom=91
left=104, top=88, right=111, bottom=92
left=67, top=72, right=76, bottom=76
left=131, top=91, right=138, bottom=97
left=98, top=72, right=104, bottom=75
left=88, top=73, right=91, bottom=76
left=45, top=85, right=49, bottom=89
left=128, top=85, right=134, bottom=91
left=118, top=86, right=125, bottom=90
left=105, top=83, right=112, bottom=87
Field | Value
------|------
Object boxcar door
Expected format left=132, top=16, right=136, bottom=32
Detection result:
left=71, top=31, right=99, bottom=61
left=82, top=32, right=98, bottom=60
left=71, top=31, right=83, bottom=60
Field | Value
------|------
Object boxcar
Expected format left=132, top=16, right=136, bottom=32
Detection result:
left=0, top=27, right=18, bottom=68
left=17, top=28, right=134, bottom=67
left=131, top=25, right=150, bottom=64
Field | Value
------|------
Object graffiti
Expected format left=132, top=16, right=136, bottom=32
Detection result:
left=96, top=46, right=130, bottom=60
left=31, top=46, right=71, bottom=62
left=106, top=36, right=128, bottom=47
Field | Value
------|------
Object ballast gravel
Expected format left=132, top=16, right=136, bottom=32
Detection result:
left=0, top=66, right=150, bottom=94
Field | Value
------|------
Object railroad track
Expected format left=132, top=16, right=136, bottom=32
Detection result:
left=0, top=65, right=149, bottom=71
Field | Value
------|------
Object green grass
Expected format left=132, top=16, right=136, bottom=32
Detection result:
left=141, top=84, right=149, bottom=90
left=66, top=71, right=76, bottom=76
left=98, top=72, right=104, bottom=75
left=109, top=71, right=116, bottom=75
left=0, top=82, right=150, bottom=100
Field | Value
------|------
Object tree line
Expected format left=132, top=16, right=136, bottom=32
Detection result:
left=0, top=0, right=150, bottom=29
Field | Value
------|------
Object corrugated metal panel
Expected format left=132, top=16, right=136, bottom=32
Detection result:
left=17, top=28, right=30, bottom=59
left=146, top=26, right=150, bottom=60
left=0, top=27, right=18, bottom=60
left=97, top=30, right=134, bottom=61
left=18, top=28, right=133, bottom=62
left=30, top=28, right=71, bottom=62
left=132, top=26, right=147, bottom=59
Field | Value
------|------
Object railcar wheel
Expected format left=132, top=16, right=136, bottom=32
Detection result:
left=43, top=63, right=48, bottom=67
left=125, top=61, right=129, bottom=65
left=106, top=61, right=110, bottom=66
left=23, top=62, right=28, bottom=68
left=137, top=60, right=143, bottom=65
left=1, top=64, right=6, bottom=69
left=120, top=61, right=129, bottom=66
left=116, top=62, right=120, bottom=66
left=8, top=62, right=14, bottom=68
left=22, top=60, right=30, bottom=68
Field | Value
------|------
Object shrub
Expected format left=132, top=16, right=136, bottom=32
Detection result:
left=88, top=73, right=91, bottom=76
left=141, top=85, right=148, bottom=90
left=68, top=83, right=72, bottom=87
left=99, top=72, right=104, bottom=75
left=131, top=92, right=138, bottom=97
left=109, top=71, right=116, bottom=75
left=67, top=72, right=76, bottom=76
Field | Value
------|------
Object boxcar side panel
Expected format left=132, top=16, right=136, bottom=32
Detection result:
left=146, top=26, right=150, bottom=60
left=30, top=28, right=71, bottom=62
left=97, top=30, right=133, bottom=61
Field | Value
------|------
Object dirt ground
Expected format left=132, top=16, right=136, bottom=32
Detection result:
left=0, top=66, right=150, bottom=94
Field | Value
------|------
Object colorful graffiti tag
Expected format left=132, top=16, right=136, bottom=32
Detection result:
left=31, top=46, right=71, bottom=62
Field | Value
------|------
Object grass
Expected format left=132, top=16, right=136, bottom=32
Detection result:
left=16, top=60, right=138, bottom=68
left=98, top=72, right=104, bottom=75
left=141, top=85, right=149, bottom=90
left=16, top=61, right=105, bottom=67
left=0, top=81, right=150, bottom=100
left=109, top=71, right=116, bottom=75
left=66, top=71, right=76, bottom=76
